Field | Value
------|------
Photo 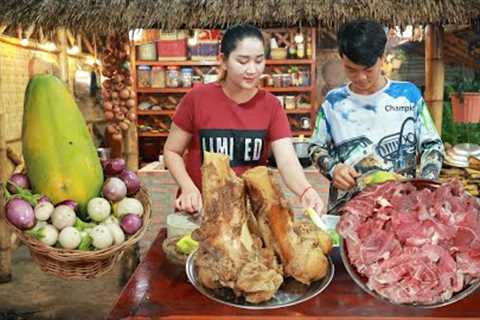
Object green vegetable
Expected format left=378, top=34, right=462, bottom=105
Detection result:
left=78, top=231, right=93, bottom=251
left=1, top=182, right=44, bottom=207
left=176, top=234, right=198, bottom=255
left=74, top=217, right=96, bottom=232
left=327, top=230, right=340, bottom=247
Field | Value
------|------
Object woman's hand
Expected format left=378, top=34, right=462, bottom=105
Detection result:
left=332, top=163, right=359, bottom=190
left=175, top=186, right=203, bottom=213
left=300, top=186, right=325, bottom=215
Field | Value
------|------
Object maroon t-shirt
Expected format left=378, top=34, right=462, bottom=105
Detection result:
left=173, top=83, right=291, bottom=191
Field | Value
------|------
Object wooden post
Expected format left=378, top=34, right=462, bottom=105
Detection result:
left=126, top=41, right=139, bottom=170
left=0, top=113, right=12, bottom=282
left=56, top=27, right=69, bottom=83
left=124, top=126, right=139, bottom=171
left=424, top=24, right=445, bottom=135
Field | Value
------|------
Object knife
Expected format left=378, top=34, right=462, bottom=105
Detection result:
left=305, top=207, right=328, bottom=230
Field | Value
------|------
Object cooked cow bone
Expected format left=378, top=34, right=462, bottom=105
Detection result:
left=243, top=166, right=331, bottom=285
left=195, top=152, right=283, bottom=303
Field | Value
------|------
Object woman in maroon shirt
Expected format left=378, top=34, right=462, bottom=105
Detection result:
left=164, top=24, right=323, bottom=215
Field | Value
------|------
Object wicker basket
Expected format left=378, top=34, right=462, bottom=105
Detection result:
left=4, top=187, right=151, bottom=280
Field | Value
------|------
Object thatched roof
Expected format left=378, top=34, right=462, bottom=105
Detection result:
left=1, top=0, right=480, bottom=36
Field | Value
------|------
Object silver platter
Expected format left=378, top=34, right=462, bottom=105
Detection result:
left=340, top=238, right=480, bottom=308
left=186, top=250, right=335, bottom=310
left=339, top=179, right=480, bottom=308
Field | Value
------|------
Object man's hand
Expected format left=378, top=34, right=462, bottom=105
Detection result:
left=332, top=163, right=360, bottom=190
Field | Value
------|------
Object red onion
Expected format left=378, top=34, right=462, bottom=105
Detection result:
left=6, top=198, right=35, bottom=230
left=103, top=158, right=126, bottom=176
left=7, top=173, right=31, bottom=194
left=119, top=170, right=140, bottom=196
left=120, top=214, right=143, bottom=235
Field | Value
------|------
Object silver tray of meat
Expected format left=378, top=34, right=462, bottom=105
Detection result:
left=338, top=178, right=480, bottom=308
left=186, top=250, right=335, bottom=310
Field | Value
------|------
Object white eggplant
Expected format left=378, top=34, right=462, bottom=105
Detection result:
left=58, top=226, right=81, bottom=249
left=51, top=205, right=76, bottom=230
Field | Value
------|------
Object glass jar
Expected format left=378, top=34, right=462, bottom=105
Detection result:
left=300, top=71, right=310, bottom=86
left=166, top=66, right=180, bottom=88
left=282, top=73, right=292, bottom=87
left=296, top=43, right=305, bottom=59
left=272, top=74, right=282, bottom=88
left=151, top=66, right=166, bottom=88
left=137, top=65, right=151, bottom=88
left=285, top=95, right=296, bottom=110
left=180, top=68, right=193, bottom=88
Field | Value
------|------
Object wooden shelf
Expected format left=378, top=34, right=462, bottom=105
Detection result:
left=137, top=87, right=191, bottom=93
left=285, top=109, right=311, bottom=114
left=138, top=86, right=311, bottom=94
left=266, top=59, right=313, bottom=65
left=262, top=86, right=312, bottom=92
left=133, top=27, right=317, bottom=164
left=135, top=59, right=313, bottom=67
left=138, top=132, right=169, bottom=137
left=137, top=110, right=175, bottom=116
left=136, top=60, right=218, bottom=66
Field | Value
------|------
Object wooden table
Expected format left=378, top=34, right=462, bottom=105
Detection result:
left=109, top=230, right=480, bottom=320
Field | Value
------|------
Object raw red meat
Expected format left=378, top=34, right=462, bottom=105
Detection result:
left=338, top=180, right=480, bottom=305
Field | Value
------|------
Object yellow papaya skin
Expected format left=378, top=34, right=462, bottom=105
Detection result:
left=22, top=75, right=104, bottom=217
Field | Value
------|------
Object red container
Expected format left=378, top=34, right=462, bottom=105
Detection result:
left=156, top=39, right=187, bottom=61
left=451, top=93, right=480, bottom=124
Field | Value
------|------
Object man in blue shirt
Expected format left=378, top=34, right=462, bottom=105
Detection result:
left=309, top=20, right=444, bottom=209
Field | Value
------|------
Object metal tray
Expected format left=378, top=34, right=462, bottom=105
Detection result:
left=186, top=250, right=335, bottom=309
left=453, top=143, right=480, bottom=157
left=339, top=179, right=480, bottom=308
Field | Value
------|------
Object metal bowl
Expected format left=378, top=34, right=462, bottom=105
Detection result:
left=338, top=179, right=480, bottom=308
left=186, top=250, right=335, bottom=309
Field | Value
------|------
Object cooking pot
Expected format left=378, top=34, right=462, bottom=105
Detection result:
left=293, top=139, right=312, bottom=167
left=74, top=70, right=97, bottom=97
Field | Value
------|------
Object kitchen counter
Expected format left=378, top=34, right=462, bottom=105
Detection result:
left=109, top=229, right=480, bottom=320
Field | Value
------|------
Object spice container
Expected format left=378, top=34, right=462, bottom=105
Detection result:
left=137, top=65, right=152, bottom=88
left=272, top=74, right=282, bottom=88
left=301, top=71, right=310, bottom=86
left=285, top=96, right=296, bottom=110
left=151, top=66, right=166, bottom=88
left=166, top=66, right=180, bottom=88
left=180, top=68, right=193, bottom=88
left=282, top=73, right=292, bottom=87
left=203, top=73, right=219, bottom=84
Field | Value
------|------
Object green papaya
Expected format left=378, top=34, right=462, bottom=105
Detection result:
left=22, top=74, right=103, bottom=218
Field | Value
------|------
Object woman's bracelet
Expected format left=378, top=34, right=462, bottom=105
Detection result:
left=299, top=185, right=314, bottom=202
